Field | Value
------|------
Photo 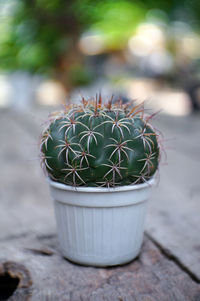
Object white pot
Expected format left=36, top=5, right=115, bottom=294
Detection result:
left=49, top=177, right=156, bottom=267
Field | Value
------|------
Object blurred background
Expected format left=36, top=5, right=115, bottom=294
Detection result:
left=1, top=0, right=200, bottom=113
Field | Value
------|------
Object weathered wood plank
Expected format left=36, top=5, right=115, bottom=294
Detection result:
left=0, top=110, right=55, bottom=240
left=0, top=235, right=199, bottom=301
left=146, top=113, right=200, bottom=280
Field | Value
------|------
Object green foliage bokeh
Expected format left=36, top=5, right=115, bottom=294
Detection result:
left=0, top=0, right=200, bottom=73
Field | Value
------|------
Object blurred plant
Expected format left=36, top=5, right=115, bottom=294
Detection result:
left=0, top=0, right=200, bottom=85
left=67, top=64, right=92, bottom=87
left=0, top=0, right=80, bottom=74
left=0, top=0, right=145, bottom=73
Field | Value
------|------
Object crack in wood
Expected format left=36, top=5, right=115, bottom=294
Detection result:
left=0, top=232, right=29, bottom=243
left=145, top=232, right=200, bottom=284
left=25, top=248, right=54, bottom=256
left=36, top=234, right=56, bottom=240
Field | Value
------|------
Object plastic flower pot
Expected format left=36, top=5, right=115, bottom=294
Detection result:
left=49, top=176, right=156, bottom=267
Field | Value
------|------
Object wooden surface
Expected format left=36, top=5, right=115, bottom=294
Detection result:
left=0, top=107, right=200, bottom=300
left=1, top=234, right=200, bottom=301
left=146, top=114, right=200, bottom=281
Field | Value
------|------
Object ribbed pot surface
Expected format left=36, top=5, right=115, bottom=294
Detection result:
left=49, top=178, right=155, bottom=266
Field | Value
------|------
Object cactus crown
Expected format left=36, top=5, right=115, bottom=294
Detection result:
left=40, top=96, right=160, bottom=187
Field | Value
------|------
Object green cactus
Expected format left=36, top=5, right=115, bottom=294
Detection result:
left=40, top=96, right=160, bottom=187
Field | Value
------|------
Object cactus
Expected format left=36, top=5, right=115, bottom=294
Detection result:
left=40, top=96, right=160, bottom=187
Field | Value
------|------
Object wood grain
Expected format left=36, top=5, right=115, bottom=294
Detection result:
left=1, top=234, right=200, bottom=301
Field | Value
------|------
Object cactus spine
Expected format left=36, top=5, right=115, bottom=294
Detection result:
left=40, top=96, right=160, bottom=187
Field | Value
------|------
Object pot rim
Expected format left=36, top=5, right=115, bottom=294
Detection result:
left=48, top=174, right=157, bottom=194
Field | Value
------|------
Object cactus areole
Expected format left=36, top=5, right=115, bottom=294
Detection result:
left=40, top=96, right=160, bottom=187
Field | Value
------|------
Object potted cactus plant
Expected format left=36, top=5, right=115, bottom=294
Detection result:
left=40, top=95, right=160, bottom=266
